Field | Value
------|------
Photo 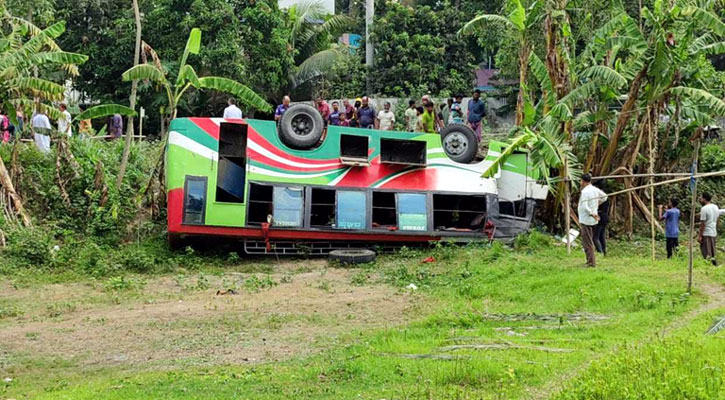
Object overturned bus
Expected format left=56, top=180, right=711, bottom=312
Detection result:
left=166, top=104, right=548, bottom=255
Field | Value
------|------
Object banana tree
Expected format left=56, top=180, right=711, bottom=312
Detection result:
left=0, top=10, right=89, bottom=227
left=121, top=28, right=272, bottom=140
left=460, top=0, right=543, bottom=126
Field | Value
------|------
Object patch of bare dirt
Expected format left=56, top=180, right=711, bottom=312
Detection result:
left=0, top=260, right=416, bottom=373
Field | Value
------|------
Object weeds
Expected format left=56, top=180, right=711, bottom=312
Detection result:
left=243, top=275, right=278, bottom=293
left=103, top=276, right=146, bottom=292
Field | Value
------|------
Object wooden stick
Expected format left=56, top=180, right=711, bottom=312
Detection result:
left=648, top=108, right=656, bottom=262
left=688, top=131, right=701, bottom=294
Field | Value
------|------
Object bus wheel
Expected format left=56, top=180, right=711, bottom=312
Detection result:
left=441, top=124, right=478, bottom=164
left=329, top=249, right=377, bottom=265
left=279, top=104, right=324, bottom=149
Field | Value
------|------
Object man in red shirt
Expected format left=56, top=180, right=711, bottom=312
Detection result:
left=316, top=97, right=331, bottom=123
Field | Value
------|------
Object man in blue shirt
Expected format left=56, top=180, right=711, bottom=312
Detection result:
left=274, top=96, right=290, bottom=122
left=659, top=198, right=681, bottom=259
left=357, top=96, right=376, bottom=129
left=467, top=89, right=485, bottom=140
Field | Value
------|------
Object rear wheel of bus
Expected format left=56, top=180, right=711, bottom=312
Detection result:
left=278, top=103, right=324, bottom=149
left=440, top=124, right=478, bottom=164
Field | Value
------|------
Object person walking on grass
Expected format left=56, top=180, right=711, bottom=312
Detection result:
left=659, top=198, right=681, bottom=259
left=698, top=192, right=719, bottom=266
left=577, top=173, right=608, bottom=267
left=31, top=109, right=52, bottom=152
left=467, top=89, right=486, bottom=140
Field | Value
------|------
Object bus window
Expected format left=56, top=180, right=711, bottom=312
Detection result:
left=397, top=193, right=427, bottom=231
left=273, top=187, right=304, bottom=227
left=216, top=122, right=247, bottom=203
left=183, top=176, right=207, bottom=225
left=433, top=194, right=487, bottom=231
left=248, top=183, right=273, bottom=225
left=380, top=138, right=427, bottom=166
left=372, top=191, right=396, bottom=229
left=337, top=191, right=366, bottom=230
left=310, top=188, right=336, bottom=228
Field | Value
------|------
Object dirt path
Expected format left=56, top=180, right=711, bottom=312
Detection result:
left=0, top=260, right=416, bottom=374
left=526, top=277, right=725, bottom=400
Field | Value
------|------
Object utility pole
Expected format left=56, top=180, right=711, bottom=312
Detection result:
left=365, top=0, right=374, bottom=93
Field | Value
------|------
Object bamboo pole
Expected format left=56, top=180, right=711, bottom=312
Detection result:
left=688, top=131, right=701, bottom=294
left=648, top=109, right=656, bottom=261
left=591, top=170, right=725, bottom=200
left=564, top=157, right=571, bottom=254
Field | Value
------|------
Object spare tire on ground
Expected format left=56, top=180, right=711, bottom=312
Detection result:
left=278, top=103, right=324, bottom=149
left=440, top=124, right=478, bottom=164
left=329, top=249, right=377, bottom=265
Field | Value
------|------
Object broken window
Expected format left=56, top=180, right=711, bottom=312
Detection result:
left=272, top=187, right=304, bottom=227
left=216, top=122, right=247, bottom=203
left=310, top=188, right=336, bottom=228
left=183, top=176, right=207, bottom=225
left=433, top=194, right=487, bottom=231
left=372, top=191, right=397, bottom=229
left=380, top=138, right=427, bottom=166
left=499, top=200, right=527, bottom=217
left=247, top=183, right=273, bottom=225
left=397, top=193, right=427, bottom=231
left=336, top=190, right=366, bottom=230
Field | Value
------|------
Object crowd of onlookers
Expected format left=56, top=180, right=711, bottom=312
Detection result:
left=0, top=104, right=125, bottom=153
left=273, top=89, right=488, bottom=140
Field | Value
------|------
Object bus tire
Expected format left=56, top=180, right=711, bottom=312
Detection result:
left=441, top=124, right=478, bottom=164
left=329, top=249, right=377, bottom=265
left=279, top=104, right=324, bottom=149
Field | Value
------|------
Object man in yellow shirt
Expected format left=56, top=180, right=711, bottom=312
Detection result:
left=420, top=102, right=436, bottom=133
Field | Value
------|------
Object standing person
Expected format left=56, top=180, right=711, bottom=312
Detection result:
left=450, top=95, right=464, bottom=124
left=223, top=98, right=243, bottom=119
left=57, top=103, right=73, bottom=137
left=328, top=101, right=341, bottom=126
left=109, top=113, right=123, bottom=139
left=698, top=192, right=719, bottom=266
left=275, top=96, right=290, bottom=122
left=338, top=111, right=350, bottom=127
left=420, top=102, right=437, bottom=134
left=31, top=109, right=52, bottom=152
left=15, top=110, right=24, bottom=139
left=593, top=181, right=610, bottom=256
left=467, top=89, right=486, bottom=140
left=415, top=106, right=425, bottom=132
left=345, top=99, right=358, bottom=128
left=577, top=173, right=608, bottom=267
left=0, top=112, right=9, bottom=143
left=659, top=198, right=681, bottom=259
left=78, top=107, right=92, bottom=138
left=316, top=97, right=330, bottom=122
left=440, top=98, right=453, bottom=128
left=405, top=100, right=418, bottom=132
left=357, top=96, right=376, bottom=129
left=376, top=101, right=395, bottom=131
left=422, top=95, right=444, bottom=131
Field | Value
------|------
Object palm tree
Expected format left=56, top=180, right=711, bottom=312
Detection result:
left=460, top=0, right=543, bottom=126
left=286, top=0, right=354, bottom=90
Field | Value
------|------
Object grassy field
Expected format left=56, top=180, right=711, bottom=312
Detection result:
left=1, top=233, right=724, bottom=399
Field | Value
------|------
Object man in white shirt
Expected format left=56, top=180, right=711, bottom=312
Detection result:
left=223, top=98, right=243, bottom=119
left=698, top=192, right=719, bottom=266
left=58, top=103, right=73, bottom=137
left=376, top=101, right=395, bottom=131
left=31, top=110, right=52, bottom=153
left=577, top=173, right=608, bottom=267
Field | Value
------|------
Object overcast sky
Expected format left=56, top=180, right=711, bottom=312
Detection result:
left=278, top=0, right=335, bottom=14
